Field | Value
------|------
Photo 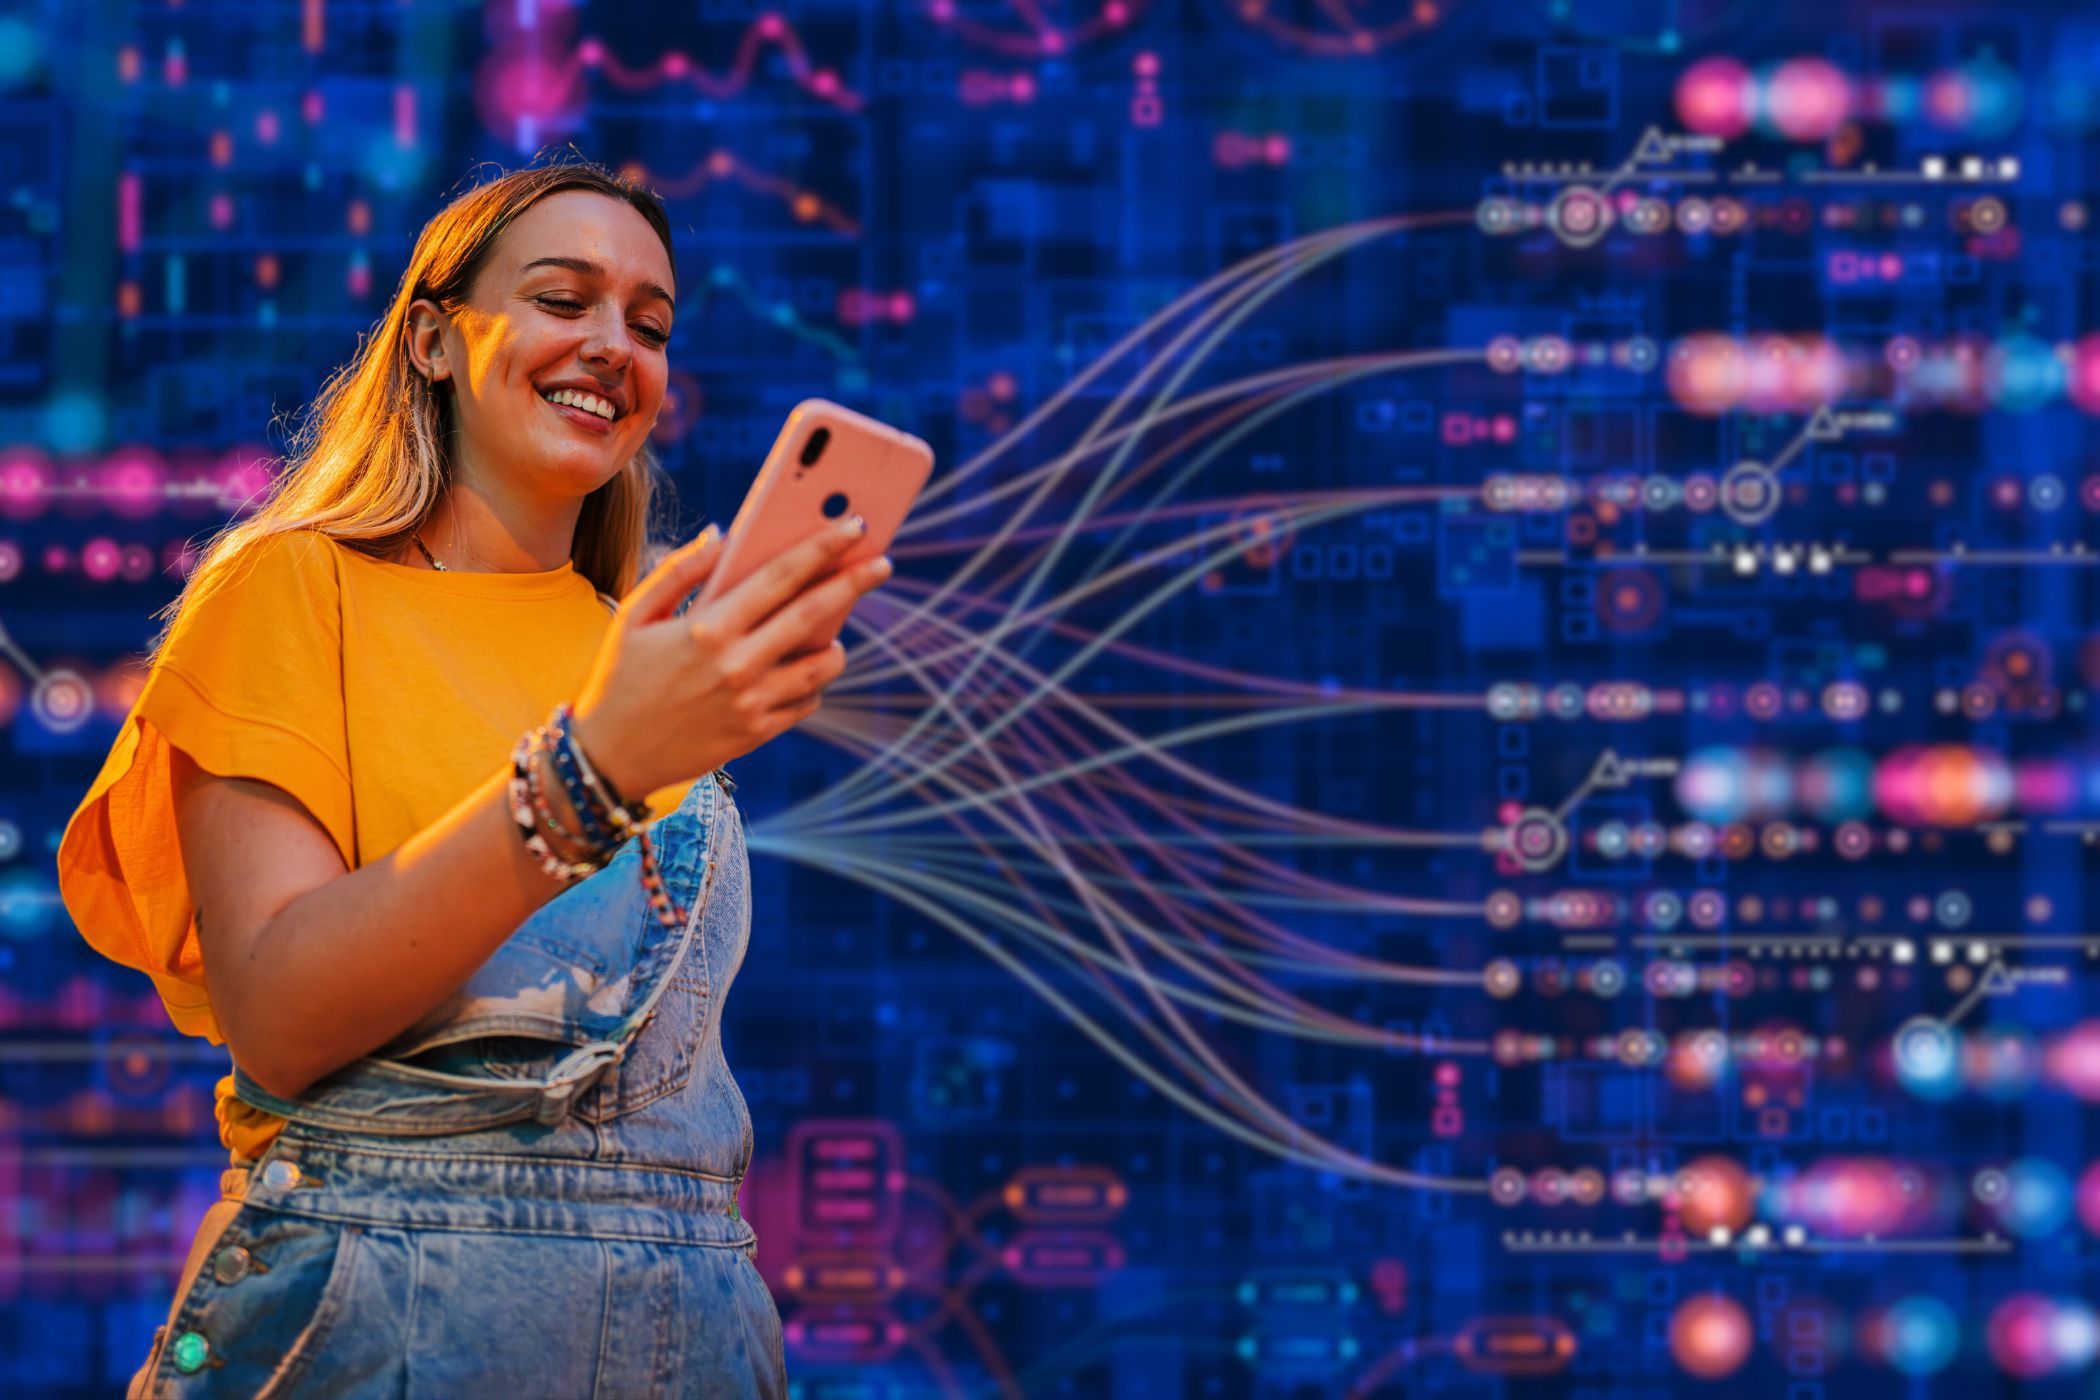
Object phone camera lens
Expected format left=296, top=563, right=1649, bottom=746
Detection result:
left=799, top=427, right=831, bottom=467
left=822, top=492, right=850, bottom=518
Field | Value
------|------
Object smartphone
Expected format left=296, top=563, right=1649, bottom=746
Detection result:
left=696, top=399, right=934, bottom=638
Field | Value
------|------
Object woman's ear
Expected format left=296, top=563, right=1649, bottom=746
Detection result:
left=404, top=299, right=451, bottom=384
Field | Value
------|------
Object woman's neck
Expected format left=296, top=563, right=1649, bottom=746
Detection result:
left=416, top=478, right=581, bottom=574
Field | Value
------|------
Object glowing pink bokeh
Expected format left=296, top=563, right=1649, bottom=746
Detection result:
left=1675, top=57, right=1755, bottom=137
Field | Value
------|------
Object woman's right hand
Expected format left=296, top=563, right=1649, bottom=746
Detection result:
left=570, top=513, right=891, bottom=799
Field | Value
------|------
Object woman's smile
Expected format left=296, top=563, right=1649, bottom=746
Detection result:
left=542, top=390, right=618, bottom=436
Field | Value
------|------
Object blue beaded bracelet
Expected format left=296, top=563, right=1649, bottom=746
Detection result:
left=545, top=705, right=617, bottom=850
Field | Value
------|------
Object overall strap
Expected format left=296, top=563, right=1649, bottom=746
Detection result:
left=233, top=778, right=722, bottom=1131
left=523, top=777, right=721, bottom=1124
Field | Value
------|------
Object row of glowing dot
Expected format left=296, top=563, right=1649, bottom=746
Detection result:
left=1678, top=744, right=2100, bottom=826
left=1473, top=330, right=2100, bottom=420
left=1511, top=1154, right=2100, bottom=1239
left=1579, top=821, right=2035, bottom=864
left=1493, top=1150, right=2100, bottom=1233
left=1667, top=1290, right=2097, bottom=1380
left=1675, top=54, right=2024, bottom=142
left=1393, top=678, right=2043, bottom=725
left=1898, top=1019, right=2100, bottom=1102
left=1479, top=189, right=2012, bottom=241
left=1486, top=951, right=2055, bottom=998
left=1515, top=818, right=2082, bottom=871
left=1596, top=892, right=2036, bottom=931
left=0, top=448, right=272, bottom=520
left=1401, top=1290, right=2094, bottom=1381
left=1484, top=1002, right=2100, bottom=1092
left=22, top=331, right=2100, bottom=508
left=1489, top=470, right=2100, bottom=515
left=1486, top=886, right=2022, bottom=931
left=1667, top=331, right=2100, bottom=415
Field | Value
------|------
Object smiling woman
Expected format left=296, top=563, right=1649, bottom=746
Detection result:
left=56, top=152, right=892, bottom=1397
left=397, top=186, right=678, bottom=576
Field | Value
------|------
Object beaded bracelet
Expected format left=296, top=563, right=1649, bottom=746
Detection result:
left=542, top=707, right=616, bottom=851
left=508, top=731, right=607, bottom=883
left=549, top=702, right=652, bottom=841
left=522, top=729, right=608, bottom=868
left=636, top=827, right=685, bottom=931
left=504, top=706, right=692, bottom=935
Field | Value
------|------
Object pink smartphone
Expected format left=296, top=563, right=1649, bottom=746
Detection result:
left=696, top=398, right=934, bottom=632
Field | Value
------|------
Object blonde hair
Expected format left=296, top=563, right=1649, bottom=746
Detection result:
left=155, top=153, right=678, bottom=650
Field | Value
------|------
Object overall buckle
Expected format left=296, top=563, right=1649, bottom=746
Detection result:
left=533, top=1041, right=624, bottom=1125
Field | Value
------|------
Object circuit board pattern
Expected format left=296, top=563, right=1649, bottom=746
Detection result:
left=2, top=0, right=2099, bottom=1394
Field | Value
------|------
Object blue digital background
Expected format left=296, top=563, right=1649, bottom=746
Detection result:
left=4, top=0, right=2100, bottom=1394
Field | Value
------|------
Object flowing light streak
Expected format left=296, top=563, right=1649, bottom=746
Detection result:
left=775, top=597, right=1490, bottom=1185
left=802, top=488, right=1482, bottom=826
left=763, top=851, right=1487, bottom=1191
left=908, top=213, right=1471, bottom=512
left=812, top=633, right=1487, bottom=950
left=743, top=210, right=1507, bottom=1189
left=883, top=220, right=1469, bottom=685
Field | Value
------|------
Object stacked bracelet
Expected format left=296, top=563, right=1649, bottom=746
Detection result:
left=506, top=705, right=689, bottom=934
left=549, top=703, right=652, bottom=840
left=508, top=732, right=605, bottom=883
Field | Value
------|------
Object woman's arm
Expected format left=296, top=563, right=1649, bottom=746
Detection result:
left=173, top=750, right=572, bottom=1099
left=176, top=514, right=889, bottom=1100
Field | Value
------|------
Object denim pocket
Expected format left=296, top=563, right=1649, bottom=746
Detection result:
left=573, top=972, right=709, bottom=1123
left=149, top=1210, right=363, bottom=1397
left=572, top=866, right=724, bottom=1126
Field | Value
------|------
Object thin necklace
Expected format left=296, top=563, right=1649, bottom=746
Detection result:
left=410, top=531, right=449, bottom=571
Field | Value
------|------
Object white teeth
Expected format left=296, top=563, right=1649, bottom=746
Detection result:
left=542, top=387, right=616, bottom=420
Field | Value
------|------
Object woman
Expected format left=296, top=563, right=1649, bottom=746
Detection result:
left=56, top=156, right=890, bottom=1396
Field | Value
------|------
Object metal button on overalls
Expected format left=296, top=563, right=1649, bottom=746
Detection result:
left=211, top=1245, right=253, bottom=1284
left=170, top=1331, right=210, bottom=1373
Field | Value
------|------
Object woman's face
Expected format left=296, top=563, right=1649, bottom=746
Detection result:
left=406, top=189, right=675, bottom=504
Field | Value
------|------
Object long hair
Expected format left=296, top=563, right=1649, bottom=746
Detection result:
left=153, top=152, right=677, bottom=651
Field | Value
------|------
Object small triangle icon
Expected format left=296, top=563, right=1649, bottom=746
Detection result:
left=1593, top=751, right=1627, bottom=786
left=1633, top=127, right=1670, bottom=165
left=1979, top=963, right=2016, bottom=996
left=1806, top=405, right=1843, bottom=441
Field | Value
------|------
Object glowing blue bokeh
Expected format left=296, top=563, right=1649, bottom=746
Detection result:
left=1884, top=1296, right=1960, bottom=1376
left=2001, top=1159, right=2073, bottom=1238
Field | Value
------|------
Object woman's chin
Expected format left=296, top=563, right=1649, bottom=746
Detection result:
left=530, top=447, right=631, bottom=497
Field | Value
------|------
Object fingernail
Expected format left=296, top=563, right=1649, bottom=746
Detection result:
left=699, top=523, right=722, bottom=546
left=869, top=555, right=893, bottom=580
left=847, top=514, right=867, bottom=537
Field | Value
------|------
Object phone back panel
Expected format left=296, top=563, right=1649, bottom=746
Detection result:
left=698, top=398, right=934, bottom=606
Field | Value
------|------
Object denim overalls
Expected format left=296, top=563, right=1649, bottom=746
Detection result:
left=128, top=770, right=786, bottom=1398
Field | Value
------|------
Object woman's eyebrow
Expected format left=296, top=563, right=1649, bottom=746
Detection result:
left=519, top=255, right=675, bottom=312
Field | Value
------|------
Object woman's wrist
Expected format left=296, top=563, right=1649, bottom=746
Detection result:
left=568, top=706, right=650, bottom=804
left=528, top=746, right=598, bottom=864
left=505, top=705, right=692, bottom=936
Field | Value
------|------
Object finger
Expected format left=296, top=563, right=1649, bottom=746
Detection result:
left=746, top=555, right=891, bottom=667
left=772, top=690, right=826, bottom=732
left=767, top=604, right=851, bottom=662
left=746, top=640, right=848, bottom=712
left=711, top=514, right=867, bottom=635
left=622, top=524, right=724, bottom=624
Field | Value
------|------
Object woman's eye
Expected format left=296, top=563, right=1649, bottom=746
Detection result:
left=537, top=298, right=667, bottom=346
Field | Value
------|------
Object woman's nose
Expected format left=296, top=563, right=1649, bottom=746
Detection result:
left=580, top=308, right=636, bottom=367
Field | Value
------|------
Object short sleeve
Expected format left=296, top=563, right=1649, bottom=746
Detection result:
left=55, top=529, right=354, bottom=1042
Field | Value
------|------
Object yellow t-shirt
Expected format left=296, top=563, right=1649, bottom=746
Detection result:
left=55, top=528, right=687, bottom=1162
